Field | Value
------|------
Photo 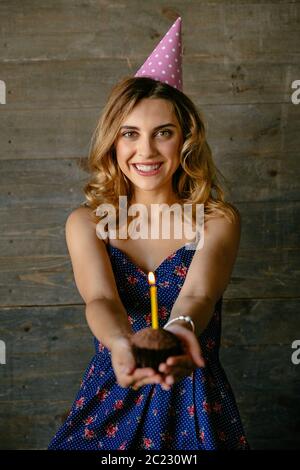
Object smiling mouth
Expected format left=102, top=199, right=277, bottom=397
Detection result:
left=132, top=162, right=163, bottom=175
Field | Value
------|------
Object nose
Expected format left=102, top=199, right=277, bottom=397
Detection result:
left=136, top=135, right=157, bottom=159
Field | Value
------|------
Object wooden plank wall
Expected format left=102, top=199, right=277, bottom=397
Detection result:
left=0, top=0, right=299, bottom=449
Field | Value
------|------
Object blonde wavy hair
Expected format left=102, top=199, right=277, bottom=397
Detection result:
left=82, top=76, right=239, bottom=227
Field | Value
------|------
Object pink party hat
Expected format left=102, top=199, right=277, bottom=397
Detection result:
left=135, top=17, right=183, bottom=91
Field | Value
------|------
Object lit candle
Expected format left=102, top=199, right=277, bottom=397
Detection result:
left=148, top=272, right=159, bottom=329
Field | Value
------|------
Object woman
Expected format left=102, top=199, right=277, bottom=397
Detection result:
left=48, top=75, right=249, bottom=450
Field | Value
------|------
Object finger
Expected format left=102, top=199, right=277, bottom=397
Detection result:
left=131, top=367, right=157, bottom=382
left=132, top=373, right=163, bottom=389
left=161, top=381, right=172, bottom=391
left=166, top=325, right=205, bottom=367
left=120, top=364, right=135, bottom=375
left=191, top=346, right=205, bottom=367
left=161, top=366, right=192, bottom=381
left=118, top=375, right=136, bottom=388
left=158, top=362, right=167, bottom=373
left=160, top=369, right=189, bottom=386
left=164, top=375, right=175, bottom=386
left=132, top=373, right=163, bottom=390
left=159, top=356, right=193, bottom=374
left=183, top=334, right=205, bottom=367
left=123, top=367, right=157, bottom=388
left=117, top=352, right=136, bottom=375
left=166, top=355, right=193, bottom=368
left=160, top=361, right=196, bottom=383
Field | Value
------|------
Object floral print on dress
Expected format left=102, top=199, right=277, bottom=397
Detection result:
left=174, top=264, right=188, bottom=278
left=48, top=242, right=250, bottom=450
left=159, top=306, right=169, bottom=320
left=143, top=437, right=154, bottom=449
left=84, top=429, right=95, bottom=440
left=106, top=423, right=118, bottom=438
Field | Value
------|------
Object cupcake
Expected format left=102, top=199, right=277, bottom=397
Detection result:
left=130, top=327, right=183, bottom=371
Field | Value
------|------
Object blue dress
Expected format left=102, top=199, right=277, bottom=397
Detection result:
left=48, top=241, right=249, bottom=450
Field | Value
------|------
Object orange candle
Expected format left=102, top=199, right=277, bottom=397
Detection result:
left=148, top=272, right=159, bottom=329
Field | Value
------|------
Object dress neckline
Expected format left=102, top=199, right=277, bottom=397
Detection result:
left=106, top=241, right=197, bottom=277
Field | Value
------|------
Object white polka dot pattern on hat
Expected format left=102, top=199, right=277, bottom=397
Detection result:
left=135, top=17, right=183, bottom=91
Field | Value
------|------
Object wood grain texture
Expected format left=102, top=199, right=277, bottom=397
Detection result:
left=0, top=0, right=299, bottom=450
left=1, top=103, right=299, bottom=159
left=0, top=1, right=299, bottom=64
left=0, top=60, right=299, bottom=109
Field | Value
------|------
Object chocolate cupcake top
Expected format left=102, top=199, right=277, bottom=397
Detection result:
left=130, top=327, right=181, bottom=351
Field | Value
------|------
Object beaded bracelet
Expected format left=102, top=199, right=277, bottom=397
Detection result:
left=164, top=315, right=195, bottom=333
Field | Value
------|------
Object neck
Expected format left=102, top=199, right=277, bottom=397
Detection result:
left=131, top=189, right=179, bottom=209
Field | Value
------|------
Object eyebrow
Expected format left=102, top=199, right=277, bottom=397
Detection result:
left=120, top=123, right=177, bottom=131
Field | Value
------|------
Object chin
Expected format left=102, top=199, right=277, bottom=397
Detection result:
left=134, top=182, right=164, bottom=192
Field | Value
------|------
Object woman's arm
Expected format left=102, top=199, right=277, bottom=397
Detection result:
left=65, top=207, right=162, bottom=388
left=168, top=210, right=242, bottom=336
left=150, top=212, right=242, bottom=389
left=167, top=296, right=215, bottom=336
left=85, top=298, right=132, bottom=350
left=65, top=207, right=132, bottom=349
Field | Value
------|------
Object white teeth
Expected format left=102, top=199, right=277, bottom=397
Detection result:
left=135, top=164, right=161, bottom=172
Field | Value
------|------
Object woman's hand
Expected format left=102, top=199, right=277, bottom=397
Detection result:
left=110, top=336, right=163, bottom=389
left=157, top=323, right=205, bottom=390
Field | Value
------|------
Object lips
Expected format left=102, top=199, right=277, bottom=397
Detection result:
left=132, top=162, right=163, bottom=176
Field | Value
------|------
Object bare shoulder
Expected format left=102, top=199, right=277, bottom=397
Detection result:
left=64, top=205, right=117, bottom=304
left=66, top=205, right=96, bottom=227
left=204, top=208, right=241, bottom=245
left=66, top=206, right=108, bottom=244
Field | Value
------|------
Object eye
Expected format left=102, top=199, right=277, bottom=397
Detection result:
left=157, top=130, right=172, bottom=137
left=121, top=129, right=173, bottom=138
left=122, top=131, right=136, bottom=138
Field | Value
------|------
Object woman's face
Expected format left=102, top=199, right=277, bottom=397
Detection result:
left=115, top=98, right=183, bottom=197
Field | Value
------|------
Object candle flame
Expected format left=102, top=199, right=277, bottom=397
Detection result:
left=148, top=271, right=156, bottom=285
